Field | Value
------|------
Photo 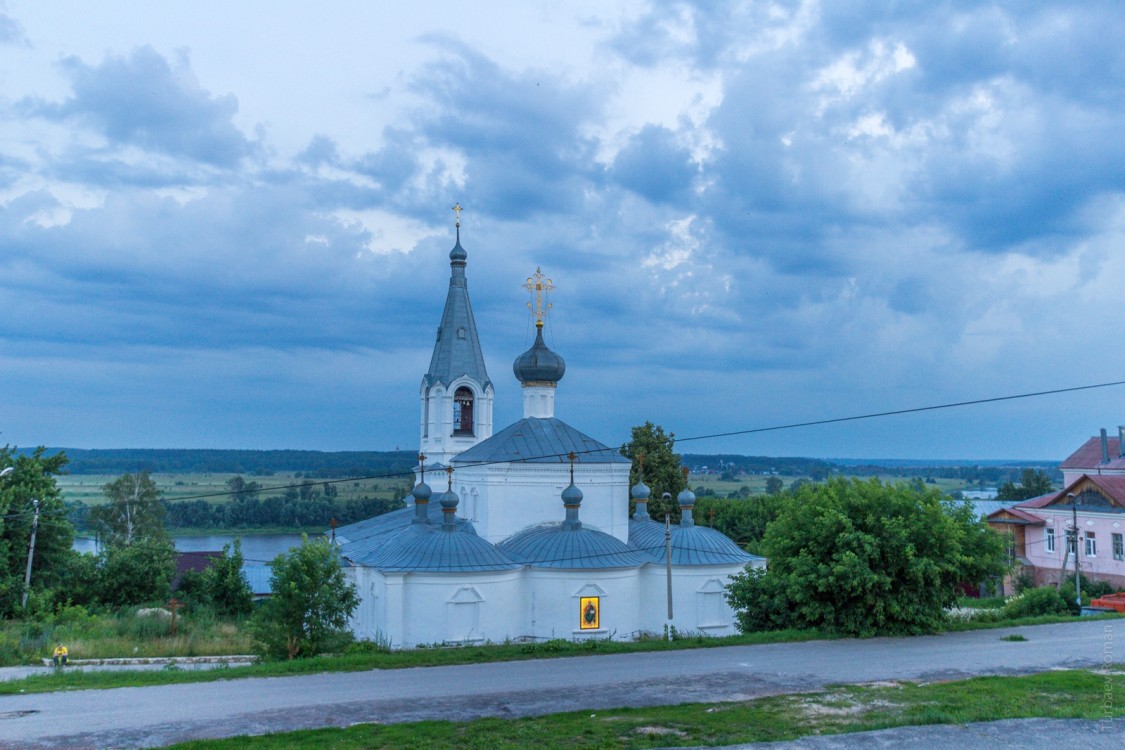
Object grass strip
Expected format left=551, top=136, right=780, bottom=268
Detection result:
left=0, top=628, right=828, bottom=695
left=166, top=669, right=1125, bottom=750
left=2, top=613, right=1116, bottom=696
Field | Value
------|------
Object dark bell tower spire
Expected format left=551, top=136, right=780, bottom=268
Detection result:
left=419, top=204, right=494, bottom=466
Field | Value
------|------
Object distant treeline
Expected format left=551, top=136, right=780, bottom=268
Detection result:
left=682, top=453, right=1061, bottom=485
left=34, top=448, right=419, bottom=477
left=70, top=477, right=408, bottom=532
left=33, top=447, right=1060, bottom=486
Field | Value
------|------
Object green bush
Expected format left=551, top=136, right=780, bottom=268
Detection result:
left=725, top=479, right=1007, bottom=637
left=1003, top=587, right=1070, bottom=619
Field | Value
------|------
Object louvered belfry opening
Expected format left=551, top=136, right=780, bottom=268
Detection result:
left=453, top=387, right=475, bottom=436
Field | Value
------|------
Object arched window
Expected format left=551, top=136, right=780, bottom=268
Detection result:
left=453, top=387, right=475, bottom=436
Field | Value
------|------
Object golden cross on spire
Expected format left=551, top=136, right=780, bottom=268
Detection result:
left=523, top=266, right=555, bottom=327
left=451, top=202, right=463, bottom=227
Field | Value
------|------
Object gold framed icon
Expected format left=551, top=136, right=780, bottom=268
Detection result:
left=580, top=596, right=600, bottom=630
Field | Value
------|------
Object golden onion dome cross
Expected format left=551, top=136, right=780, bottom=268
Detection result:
left=451, top=202, right=463, bottom=227
left=523, top=266, right=555, bottom=327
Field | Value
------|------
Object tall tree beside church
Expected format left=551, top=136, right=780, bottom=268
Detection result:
left=0, top=446, right=74, bottom=616
left=92, top=471, right=168, bottom=546
left=90, top=471, right=177, bottom=606
left=621, top=422, right=686, bottom=522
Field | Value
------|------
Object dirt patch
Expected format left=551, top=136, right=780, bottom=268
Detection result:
left=633, top=725, right=687, bottom=737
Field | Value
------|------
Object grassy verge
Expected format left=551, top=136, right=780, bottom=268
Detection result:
left=4, top=613, right=1120, bottom=696
left=0, top=628, right=829, bottom=694
left=0, top=611, right=253, bottom=666
left=167, top=668, right=1125, bottom=750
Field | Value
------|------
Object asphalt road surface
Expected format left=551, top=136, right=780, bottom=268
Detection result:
left=0, top=619, right=1119, bottom=749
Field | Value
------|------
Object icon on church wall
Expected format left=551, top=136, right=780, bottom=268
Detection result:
left=580, top=596, right=600, bottom=630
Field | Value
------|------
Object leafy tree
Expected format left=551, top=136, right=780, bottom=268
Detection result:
left=621, top=422, right=686, bottom=522
left=765, top=476, right=784, bottom=495
left=252, top=536, right=358, bottom=659
left=997, top=469, right=1055, bottom=501
left=726, top=478, right=1008, bottom=637
left=0, top=446, right=75, bottom=616
left=695, top=494, right=784, bottom=555
left=96, top=537, right=177, bottom=607
left=199, top=540, right=253, bottom=617
left=85, top=471, right=177, bottom=608
left=92, top=472, right=168, bottom=546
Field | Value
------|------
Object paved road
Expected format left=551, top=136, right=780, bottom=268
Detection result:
left=0, top=619, right=1119, bottom=749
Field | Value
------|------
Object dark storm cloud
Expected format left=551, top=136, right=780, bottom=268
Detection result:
left=24, top=46, right=253, bottom=167
left=610, top=125, right=696, bottom=204
left=351, top=128, right=424, bottom=197
left=649, top=0, right=1125, bottom=278
left=0, top=183, right=397, bottom=352
left=406, top=37, right=605, bottom=220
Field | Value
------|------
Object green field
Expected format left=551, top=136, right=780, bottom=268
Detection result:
left=687, top=473, right=976, bottom=497
left=58, top=473, right=409, bottom=507
left=59, top=471, right=981, bottom=508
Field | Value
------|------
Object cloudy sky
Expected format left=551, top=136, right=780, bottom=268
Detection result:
left=2, top=1, right=1124, bottom=460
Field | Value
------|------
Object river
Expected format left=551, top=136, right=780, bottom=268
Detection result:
left=72, top=533, right=312, bottom=566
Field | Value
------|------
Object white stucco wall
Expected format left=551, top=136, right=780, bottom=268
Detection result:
left=349, top=558, right=760, bottom=648
left=522, top=567, right=642, bottom=641
left=452, top=462, right=631, bottom=544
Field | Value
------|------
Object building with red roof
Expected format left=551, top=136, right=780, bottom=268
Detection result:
left=988, top=469, right=1125, bottom=589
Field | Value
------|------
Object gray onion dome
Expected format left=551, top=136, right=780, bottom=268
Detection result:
left=562, top=481, right=583, bottom=505
left=440, top=488, right=459, bottom=511
left=513, top=326, right=566, bottom=383
left=677, top=486, right=696, bottom=527
left=412, top=480, right=433, bottom=525
left=631, top=480, right=651, bottom=501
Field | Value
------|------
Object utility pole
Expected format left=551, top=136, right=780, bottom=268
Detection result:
left=1072, top=499, right=1081, bottom=608
left=21, top=499, right=40, bottom=609
left=1059, top=493, right=1075, bottom=592
left=664, top=494, right=674, bottom=630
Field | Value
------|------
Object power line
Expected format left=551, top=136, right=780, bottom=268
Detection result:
left=78, top=377, right=1125, bottom=504
left=8, top=378, right=1123, bottom=525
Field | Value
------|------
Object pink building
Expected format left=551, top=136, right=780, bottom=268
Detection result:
left=989, top=473, right=1125, bottom=589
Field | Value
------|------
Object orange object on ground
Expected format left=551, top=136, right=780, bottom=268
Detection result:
left=1089, top=592, right=1125, bottom=613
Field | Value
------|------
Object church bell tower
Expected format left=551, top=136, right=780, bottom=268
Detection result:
left=419, top=204, right=494, bottom=466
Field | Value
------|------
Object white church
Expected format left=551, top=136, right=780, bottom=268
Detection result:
left=336, top=215, right=763, bottom=648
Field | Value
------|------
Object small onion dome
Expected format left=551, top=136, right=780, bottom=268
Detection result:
left=440, top=488, right=459, bottom=511
left=449, top=237, right=467, bottom=263
left=561, top=480, right=584, bottom=530
left=631, top=480, right=651, bottom=501
left=677, top=487, right=697, bottom=527
left=513, top=326, right=566, bottom=384
left=562, top=481, right=583, bottom=505
left=411, top=481, right=432, bottom=524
